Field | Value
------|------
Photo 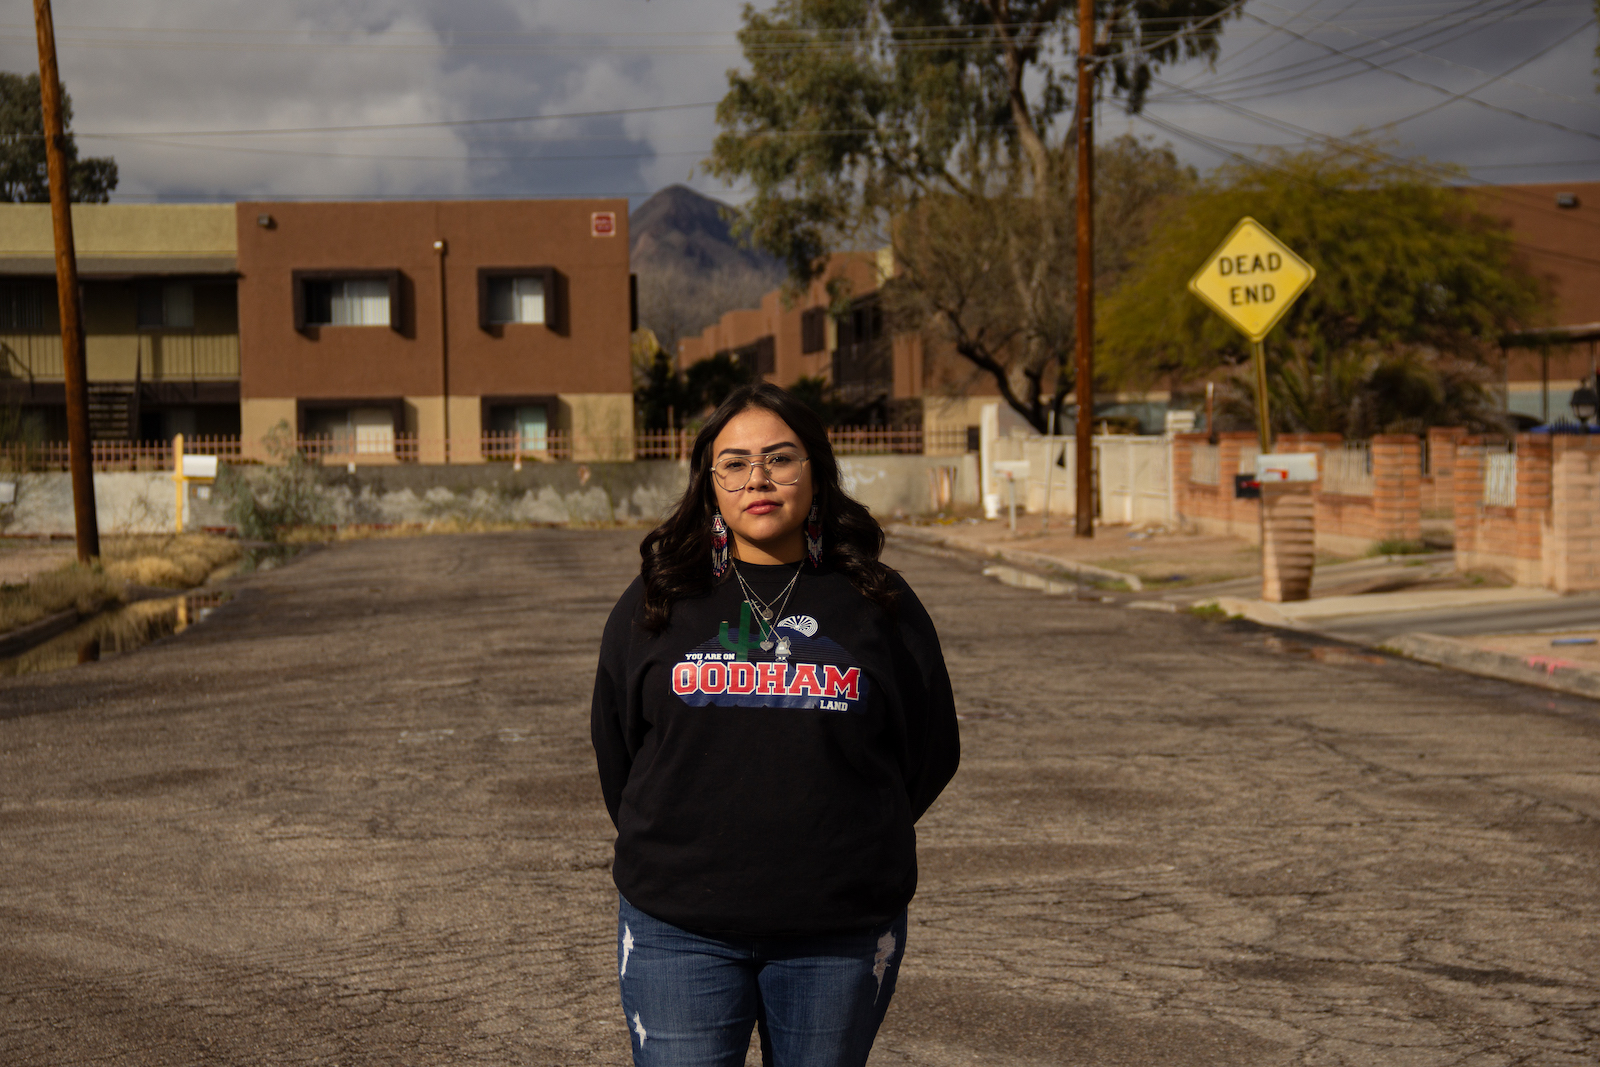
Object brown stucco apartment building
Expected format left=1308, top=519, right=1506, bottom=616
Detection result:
left=678, top=251, right=999, bottom=446
left=679, top=182, right=1600, bottom=432
left=0, top=198, right=634, bottom=461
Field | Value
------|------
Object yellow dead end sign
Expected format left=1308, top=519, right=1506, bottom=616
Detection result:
left=1188, top=217, right=1315, bottom=452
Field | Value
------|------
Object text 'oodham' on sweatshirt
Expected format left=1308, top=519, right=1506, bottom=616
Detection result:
left=590, top=561, right=960, bottom=938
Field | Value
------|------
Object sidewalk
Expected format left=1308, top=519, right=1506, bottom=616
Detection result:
left=891, top=516, right=1600, bottom=703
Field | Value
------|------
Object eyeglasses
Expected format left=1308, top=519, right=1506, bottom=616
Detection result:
left=711, top=451, right=810, bottom=490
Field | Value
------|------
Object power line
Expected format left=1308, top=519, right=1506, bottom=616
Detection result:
left=1250, top=0, right=1600, bottom=113
left=1217, top=7, right=1600, bottom=144
left=74, top=100, right=719, bottom=140
left=1152, top=0, right=1547, bottom=102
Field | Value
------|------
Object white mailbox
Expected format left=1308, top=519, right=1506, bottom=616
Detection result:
left=992, top=460, right=1030, bottom=479
left=181, top=454, right=219, bottom=480
left=1255, top=452, right=1318, bottom=483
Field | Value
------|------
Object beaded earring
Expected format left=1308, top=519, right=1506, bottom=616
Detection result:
left=805, top=496, right=823, bottom=568
left=711, top=509, right=731, bottom=578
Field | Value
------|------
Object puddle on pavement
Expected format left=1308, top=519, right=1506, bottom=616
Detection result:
left=1260, top=634, right=1388, bottom=666
left=0, top=590, right=233, bottom=677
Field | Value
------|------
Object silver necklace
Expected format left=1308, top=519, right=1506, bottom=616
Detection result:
left=731, top=560, right=802, bottom=654
left=731, top=560, right=800, bottom=621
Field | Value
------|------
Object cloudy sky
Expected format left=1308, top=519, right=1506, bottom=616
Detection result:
left=1, top=0, right=1595, bottom=207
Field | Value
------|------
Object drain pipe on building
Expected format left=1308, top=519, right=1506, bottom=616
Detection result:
left=435, top=239, right=451, bottom=464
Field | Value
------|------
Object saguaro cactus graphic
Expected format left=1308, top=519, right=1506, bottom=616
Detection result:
left=718, top=602, right=763, bottom=662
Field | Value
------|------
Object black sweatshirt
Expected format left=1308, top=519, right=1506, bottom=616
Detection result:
left=590, top=561, right=960, bottom=938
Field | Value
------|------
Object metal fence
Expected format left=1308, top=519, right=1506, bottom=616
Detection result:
left=1483, top=448, right=1517, bottom=507
left=1, top=436, right=244, bottom=472
left=2, top=425, right=972, bottom=472
left=1189, top=443, right=1220, bottom=485
left=1322, top=442, right=1375, bottom=496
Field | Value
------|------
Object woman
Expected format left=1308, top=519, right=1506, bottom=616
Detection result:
left=591, top=383, right=960, bottom=1067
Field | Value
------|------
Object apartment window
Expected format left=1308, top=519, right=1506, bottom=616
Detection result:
left=486, top=402, right=550, bottom=453
left=303, top=406, right=396, bottom=454
left=486, top=275, right=546, bottom=325
left=735, top=335, right=777, bottom=377
left=478, top=267, right=563, bottom=333
left=137, top=282, right=194, bottom=329
left=0, top=280, right=53, bottom=331
left=800, top=307, right=827, bottom=354
left=293, top=270, right=402, bottom=331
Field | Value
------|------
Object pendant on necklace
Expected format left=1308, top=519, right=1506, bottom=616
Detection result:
left=759, top=639, right=774, bottom=652
left=759, top=606, right=773, bottom=620
left=775, top=636, right=791, bottom=658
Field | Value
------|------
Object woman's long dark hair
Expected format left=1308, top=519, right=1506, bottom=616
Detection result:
left=639, top=383, right=896, bottom=631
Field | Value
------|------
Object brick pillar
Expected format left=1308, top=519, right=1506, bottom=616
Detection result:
left=1261, top=482, right=1315, bottom=602
left=1371, top=434, right=1423, bottom=543
left=1453, top=437, right=1485, bottom=567
left=1172, top=433, right=1199, bottom=521
left=1515, top=433, right=1552, bottom=585
left=1424, top=427, right=1466, bottom=513
left=1549, top=436, right=1600, bottom=592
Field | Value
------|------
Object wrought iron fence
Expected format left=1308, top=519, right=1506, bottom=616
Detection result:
left=1322, top=442, right=1375, bottom=497
left=1483, top=448, right=1517, bottom=507
left=1189, top=443, right=1220, bottom=485
left=0, top=436, right=244, bottom=473
left=1, top=424, right=978, bottom=472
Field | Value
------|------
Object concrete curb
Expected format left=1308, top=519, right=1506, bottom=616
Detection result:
left=0, top=607, right=87, bottom=658
left=1381, top=632, right=1600, bottom=701
left=887, top=525, right=1143, bottom=591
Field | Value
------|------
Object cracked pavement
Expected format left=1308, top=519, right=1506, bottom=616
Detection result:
left=2, top=529, right=1598, bottom=1065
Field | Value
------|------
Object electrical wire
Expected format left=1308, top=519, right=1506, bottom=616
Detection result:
left=1256, top=0, right=1600, bottom=113
left=1217, top=7, right=1600, bottom=144
left=1149, top=0, right=1547, bottom=101
left=72, top=100, right=720, bottom=140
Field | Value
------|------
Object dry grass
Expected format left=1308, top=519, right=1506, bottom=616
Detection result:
left=1, top=533, right=241, bottom=640
left=100, top=534, right=242, bottom=589
left=0, top=565, right=123, bottom=634
left=275, top=517, right=650, bottom=544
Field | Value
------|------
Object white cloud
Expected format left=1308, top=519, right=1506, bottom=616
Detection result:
left=0, top=1, right=1592, bottom=206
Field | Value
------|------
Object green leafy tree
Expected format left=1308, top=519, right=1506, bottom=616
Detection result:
left=0, top=72, right=117, bottom=203
left=1100, top=145, right=1549, bottom=435
left=706, top=0, right=1235, bottom=431
left=684, top=352, right=755, bottom=414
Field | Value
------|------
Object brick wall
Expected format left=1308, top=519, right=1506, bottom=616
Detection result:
left=1454, top=434, right=1549, bottom=585
left=1422, top=427, right=1465, bottom=514
left=1176, top=430, right=1427, bottom=554
left=1173, top=432, right=1261, bottom=543
left=1547, top=436, right=1600, bottom=592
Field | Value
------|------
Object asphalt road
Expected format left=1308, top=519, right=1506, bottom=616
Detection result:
left=2, top=530, right=1599, bottom=1066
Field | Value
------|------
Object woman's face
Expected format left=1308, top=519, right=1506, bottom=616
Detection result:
left=709, top=406, right=814, bottom=565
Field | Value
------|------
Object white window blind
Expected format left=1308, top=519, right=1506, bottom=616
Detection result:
left=332, top=279, right=391, bottom=326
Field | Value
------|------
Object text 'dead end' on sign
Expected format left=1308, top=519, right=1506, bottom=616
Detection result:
left=1187, top=217, right=1315, bottom=342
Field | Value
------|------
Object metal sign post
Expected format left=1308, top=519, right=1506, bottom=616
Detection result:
left=1186, top=216, right=1316, bottom=455
left=1187, top=217, right=1318, bottom=603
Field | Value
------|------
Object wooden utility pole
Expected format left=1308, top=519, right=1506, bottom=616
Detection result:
left=1072, top=0, right=1096, bottom=538
left=32, top=0, right=98, bottom=561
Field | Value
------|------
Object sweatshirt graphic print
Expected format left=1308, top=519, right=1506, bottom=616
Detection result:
left=671, top=603, right=868, bottom=714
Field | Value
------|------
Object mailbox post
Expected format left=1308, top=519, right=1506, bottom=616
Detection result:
left=172, top=434, right=219, bottom=533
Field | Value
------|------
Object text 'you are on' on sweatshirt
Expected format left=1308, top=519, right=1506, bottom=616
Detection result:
left=590, top=560, right=960, bottom=938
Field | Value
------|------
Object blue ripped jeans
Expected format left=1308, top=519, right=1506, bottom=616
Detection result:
left=616, top=895, right=906, bottom=1067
